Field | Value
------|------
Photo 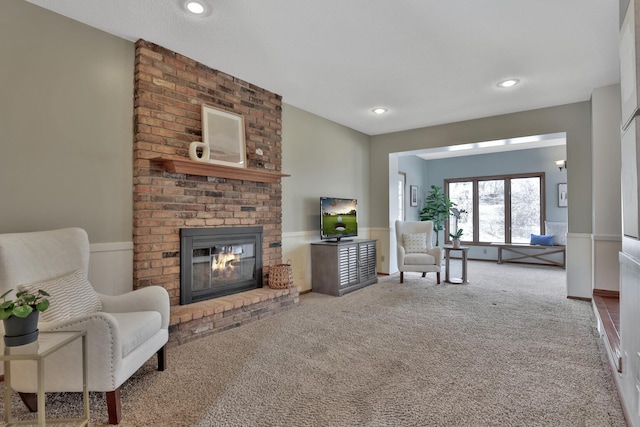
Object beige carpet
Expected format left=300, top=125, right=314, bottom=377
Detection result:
left=1, top=261, right=626, bottom=426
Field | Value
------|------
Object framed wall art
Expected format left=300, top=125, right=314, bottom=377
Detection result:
left=202, top=104, right=246, bottom=168
left=410, top=185, right=418, bottom=207
left=558, top=183, right=568, bottom=208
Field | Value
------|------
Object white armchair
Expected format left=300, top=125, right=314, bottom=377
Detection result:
left=395, top=220, right=442, bottom=284
left=0, top=228, right=169, bottom=424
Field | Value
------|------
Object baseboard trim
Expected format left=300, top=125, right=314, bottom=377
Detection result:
left=593, top=289, right=620, bottom=298
left=567, top=295, right=592, bottom=302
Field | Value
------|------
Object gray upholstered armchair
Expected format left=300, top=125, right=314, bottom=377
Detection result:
left=0, top=228, right=169, bottom=424
left=395, top=220, right=442, bottom=284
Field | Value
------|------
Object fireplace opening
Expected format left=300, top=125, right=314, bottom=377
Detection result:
left=180, top=227, right=263, bottom=305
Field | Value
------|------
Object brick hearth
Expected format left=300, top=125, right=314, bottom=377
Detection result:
left=168, top=286, right=299, bottom=346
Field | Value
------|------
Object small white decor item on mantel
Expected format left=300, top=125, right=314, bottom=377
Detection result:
left=188, top=141, right=211, bottom=162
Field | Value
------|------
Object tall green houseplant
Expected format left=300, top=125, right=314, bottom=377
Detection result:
left=419, top=185, right=455, bottom=246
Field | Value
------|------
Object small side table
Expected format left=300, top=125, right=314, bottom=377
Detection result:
left=444, top=245, right=470, bottom=284
left=1, top=330, right=89, bottom=426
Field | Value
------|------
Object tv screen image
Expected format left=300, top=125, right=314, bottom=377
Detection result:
left=320, top=197, right=358, bottom=241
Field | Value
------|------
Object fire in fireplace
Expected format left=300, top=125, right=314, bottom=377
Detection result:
left=180, top=227, right=263, bottom=305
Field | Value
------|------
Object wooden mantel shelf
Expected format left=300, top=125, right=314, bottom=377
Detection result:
left=152, top=157, right=290, bottom=183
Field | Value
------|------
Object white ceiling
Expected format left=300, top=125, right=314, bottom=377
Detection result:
left=26, top=0, right=620, bottom=136
left=414, top=132, right=566, bottom=160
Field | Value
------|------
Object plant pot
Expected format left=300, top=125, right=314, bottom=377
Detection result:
left=452, top=239, right=461, bottom=249
left=3, top=311, right=39, bottom=347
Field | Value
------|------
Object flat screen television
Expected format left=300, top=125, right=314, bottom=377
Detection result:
left=320, top=197, right=358, bottom=241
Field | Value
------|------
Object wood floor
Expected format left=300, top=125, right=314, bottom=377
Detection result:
left=593, top=291, right=621, bottom=372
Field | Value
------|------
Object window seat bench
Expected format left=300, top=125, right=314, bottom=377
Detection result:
left=490, top=243, right=566, bottom=268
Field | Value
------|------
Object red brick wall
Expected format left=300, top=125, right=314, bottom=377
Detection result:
left=133, top=40, right=283, bottom=306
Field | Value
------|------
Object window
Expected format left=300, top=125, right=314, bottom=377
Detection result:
left=446, top=173, right=544, bottom=244
left=398, top=172, right=406, bottom=221
left=510, top=177, right=542, bottom=243
left=448, top=181, right=473, bottom=238
left=478, top=179, right=505, bottom=242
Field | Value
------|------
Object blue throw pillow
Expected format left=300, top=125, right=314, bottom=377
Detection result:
left=530, top=234, right=554, bottom=246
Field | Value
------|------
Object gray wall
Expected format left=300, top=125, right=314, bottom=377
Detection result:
left=281, top=104, right=371, bottom=233
left=592, top=85, right=622, bottom=237
left=0, top=1, right=134, bottom=242
left=0, top=1, right=373, bottom=245
left=370, top=102, right=592, bottom=234
left=398, top=155, right=427, bottom=221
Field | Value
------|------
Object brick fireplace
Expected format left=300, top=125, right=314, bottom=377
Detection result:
left=133, top=40, right=297, bottom=345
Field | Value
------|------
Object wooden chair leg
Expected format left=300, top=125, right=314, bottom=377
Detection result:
left=106, top=388, right=122, bottom=425
left=436, top=272, right=441, bottom=284
left=157, top=345, right=167, bottom=371
left=18, top=392, right=37, bottom=412
left=400, top=272, right=404, bottom=283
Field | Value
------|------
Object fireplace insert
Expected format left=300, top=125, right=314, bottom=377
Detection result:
left=180, top=227, right=263, bottom=305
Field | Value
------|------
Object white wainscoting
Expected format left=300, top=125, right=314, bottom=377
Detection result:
left=266, top=229, right=595, bottom=300
left=89, top=241, right=133, bottom=296
left=566, top=233, right=593, bottom=299
left=281, top=231, right=316, bottom=293
left=593, top=234, right=622, bottom=292
left=92, top=231, right=381, bottom=297
left=619, top=251, right=640, bottom=427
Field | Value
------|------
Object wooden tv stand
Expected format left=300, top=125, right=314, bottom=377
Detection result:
left=311, top=239, right=378, bottom=296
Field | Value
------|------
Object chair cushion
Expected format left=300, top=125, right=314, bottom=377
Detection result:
left=18, top=269, right=102, bottom=322
left=404, top=253, right=436, bottom=265
left=109, top=311, right=162, bottom=357
left=403, top=233, right=428, bottom=253
left=530, top=234, right=554, bottom=246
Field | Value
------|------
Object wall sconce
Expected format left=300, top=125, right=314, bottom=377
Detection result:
left=555, top=160, right=567, bottom=171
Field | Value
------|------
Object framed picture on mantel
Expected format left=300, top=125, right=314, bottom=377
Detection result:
left=202, top=104, right=246, bottom=168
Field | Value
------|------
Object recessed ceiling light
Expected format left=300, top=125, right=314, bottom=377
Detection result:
left=372, top=107, right=388, bottom=115
left=185, top=1, right=205, bottom=15
left=497, top=79, right=520, bottom=88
